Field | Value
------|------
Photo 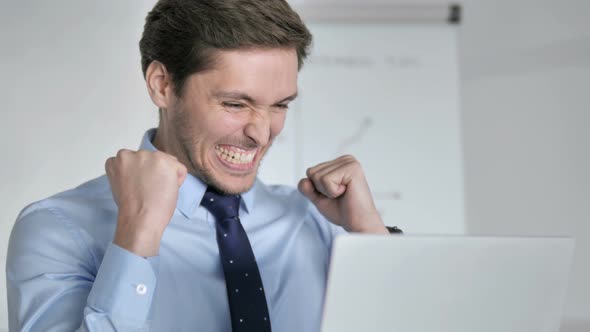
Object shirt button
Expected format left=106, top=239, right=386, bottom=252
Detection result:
left=136, top=284, right=148, bottom=295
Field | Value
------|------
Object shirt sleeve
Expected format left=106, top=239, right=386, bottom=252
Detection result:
left=6, top=204, right=159, bottom=332
left=304, top=198, right=348, bottom=252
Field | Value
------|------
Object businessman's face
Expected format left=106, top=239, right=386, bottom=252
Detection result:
left=168, top=48, right=298, bottom=194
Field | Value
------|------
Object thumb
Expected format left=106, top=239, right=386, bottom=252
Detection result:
left=176, top=163, right=188, bottom=187
left=298, top=177, right=339, bottom=225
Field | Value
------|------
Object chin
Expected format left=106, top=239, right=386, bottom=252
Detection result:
left=196, top=149, right=263, bottom=195
left=207, top=173, right=257, bottom=195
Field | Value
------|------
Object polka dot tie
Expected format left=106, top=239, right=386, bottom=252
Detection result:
left=201, top=187, right=272, bottom=332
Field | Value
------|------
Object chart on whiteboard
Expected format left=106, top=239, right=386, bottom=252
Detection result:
left=259, top=24, right=465, bottom=234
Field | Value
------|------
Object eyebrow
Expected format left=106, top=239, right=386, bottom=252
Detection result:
left=212, top=91, right=298, bottom=105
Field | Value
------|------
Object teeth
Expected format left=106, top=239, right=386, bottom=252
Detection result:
left=215, top=145, right=256, bottom=165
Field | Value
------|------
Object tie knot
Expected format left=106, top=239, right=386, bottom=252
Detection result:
left=201, top=187, right=241, bottom=221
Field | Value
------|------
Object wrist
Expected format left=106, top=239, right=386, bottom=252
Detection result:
left=346, top=215, right=388, bottom=234
left=114, top=214, right=164, bottom=257
left=354, top=224, right=389, bottom=234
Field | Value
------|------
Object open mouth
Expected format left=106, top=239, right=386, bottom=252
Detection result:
left=214, top=144, right=258, bottom=169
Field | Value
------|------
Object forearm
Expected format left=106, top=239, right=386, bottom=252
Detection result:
left=9, top=243, right=158, bottom=331
left=7, top=208, right=159, bottom=331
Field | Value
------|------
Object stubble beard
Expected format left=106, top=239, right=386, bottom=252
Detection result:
left=171, top=109, right=267, bottom=195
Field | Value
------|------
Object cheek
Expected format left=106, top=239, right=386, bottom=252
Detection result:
left=270, top=112, right=287, bottom=137
left=204, top=111, right=249, bottom=141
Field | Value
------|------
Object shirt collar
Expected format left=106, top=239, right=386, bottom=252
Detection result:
left=139, top=129, right=254, bottom=218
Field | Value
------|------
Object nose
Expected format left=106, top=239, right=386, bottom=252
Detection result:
left=244, top=108, right=271, bottom=147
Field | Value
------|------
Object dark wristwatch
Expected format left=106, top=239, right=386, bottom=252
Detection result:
left=386, top=226, right=403, bottom=234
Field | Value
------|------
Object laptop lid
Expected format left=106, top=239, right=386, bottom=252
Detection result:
left=321, top=235, right=574, bottom=332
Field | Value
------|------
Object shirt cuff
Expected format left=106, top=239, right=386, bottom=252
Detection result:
left=86, top=242, right=159, bottom=324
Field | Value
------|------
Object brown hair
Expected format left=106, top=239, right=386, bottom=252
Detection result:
left=139, top=0, right=312, bottom=97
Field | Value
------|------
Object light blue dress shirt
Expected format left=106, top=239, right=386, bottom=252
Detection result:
left=7, top=129, right=345, bottom=332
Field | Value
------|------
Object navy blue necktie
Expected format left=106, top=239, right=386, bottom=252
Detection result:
left=201, top=187, right=272, bottom=332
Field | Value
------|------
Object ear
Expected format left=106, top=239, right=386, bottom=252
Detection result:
left=145, top=61, right=174, bottom=109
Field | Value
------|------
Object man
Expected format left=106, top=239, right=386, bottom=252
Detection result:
left=7, top=0, right=397, bottom=331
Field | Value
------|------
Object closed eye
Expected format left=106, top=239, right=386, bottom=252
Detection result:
left=222, top=102, right=246, bottom=109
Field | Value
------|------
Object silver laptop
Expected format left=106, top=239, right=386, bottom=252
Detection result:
left=321, top=235, right=574, bottom=332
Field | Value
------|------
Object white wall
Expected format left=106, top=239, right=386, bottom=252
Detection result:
left=459, top=0, right=590, bottom=330
left=0, top=1, right=159, bottom=329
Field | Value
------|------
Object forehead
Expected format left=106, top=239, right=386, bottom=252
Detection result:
left=211, top=47, right=298, bottom=72
left=190, top=48, right=299, bottom=103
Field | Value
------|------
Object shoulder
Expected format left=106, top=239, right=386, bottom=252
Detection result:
left=16, top=174, right=114, bottom=226
left=8, top=176, right=114, bottom=278
left=10, top=175, right=116, bottom=266
left=253, top=180, right=346, bottom=240
left=259, top=182, right=304, bottom=200
left=253, top=181, right=309, bottom=212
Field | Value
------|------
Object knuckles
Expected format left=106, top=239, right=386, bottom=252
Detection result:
left=106, top=150, right=180, bottom=177
left=302, top=154, right=366, bottom=199
left=340, top=155, right=361, bottom=171
left=306, top=154, right=362, bottom=180
left=116, top=148, right=132, bottom=159
left=338, top=154, right=357, bottom=163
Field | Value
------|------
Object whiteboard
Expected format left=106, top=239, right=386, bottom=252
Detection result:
left=259, top=24, right=465, bottom=234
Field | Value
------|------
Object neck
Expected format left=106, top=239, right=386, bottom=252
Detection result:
left=152, top=110, right=179, bottom=155
left=152, top=117, right=198, bottom=179
left=152, top=123, right=169, bottom=153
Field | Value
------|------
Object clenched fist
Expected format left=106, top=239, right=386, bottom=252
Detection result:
left=298, top=155, right=388, bottom=234
left=105, top=149, right=187, bottom=257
